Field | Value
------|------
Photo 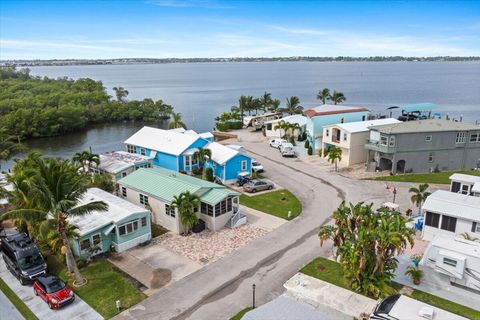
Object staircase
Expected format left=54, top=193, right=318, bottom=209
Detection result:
left=229, top=210, right=247, bottom=229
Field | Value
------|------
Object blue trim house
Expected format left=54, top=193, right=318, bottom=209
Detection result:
left=304, top=105, right=370, bottom=152
left=124, top=126, right=251, bottom=184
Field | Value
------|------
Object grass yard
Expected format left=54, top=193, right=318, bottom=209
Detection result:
left=0, top=277, right=38, bottom=320
left=47, top=256, right=146, bottom=319
left=367, top=170, right=480, bottom=184
left=240, top=189, right=302, bottom=220
left=230, top=307, right=253, bottom=320
left=151, top=223, right=169, bottom=238
left=408, top=289, right=480, bottom=320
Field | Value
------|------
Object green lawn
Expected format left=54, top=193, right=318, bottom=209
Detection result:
left=48, top=256, right=146, bottom=319
left=0, top=277, right=38, bottom=320
left=151, top=223, right=169, bottom=238
left=240, top=189, right=302, bottom=220
left=408, top=289, right=480, bottom=320
left=367, top=170, right=480, bottom=184
left=230, top=307, right=253, bottom=320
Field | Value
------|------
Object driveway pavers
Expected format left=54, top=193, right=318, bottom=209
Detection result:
left=0, top=255, right=103, bottom=320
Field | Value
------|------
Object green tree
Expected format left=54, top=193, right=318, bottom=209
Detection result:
left=409, top=184, right=431, bottom=215
left=260, top=91, right=273, bottom=112
left=274, top=120, right=288, bottom=139
left=269, top=99, right=281, bottom=113
left=169, top=112, right=187, bottom=129
left=72, top=150, right=100, bottom=173
left=112, top=87, right=129, bottom=103
left=316, top=88, right=331, bottom=104
left=330, top=90, right=346, bottom=105
left=318, top=202, right=414, bottom=298
left=171, top=191, right=200, bottom=235
left=193, top=148, right=212, bottom=180
left=283, top=96, right=303, bottom=115
left=327, top=146, right=342, bottom=171
left=5, top=156, right=108, bottom=285
left=0, top=128, right=25, bottom=171
left=90, top=172, right=115, bottom=192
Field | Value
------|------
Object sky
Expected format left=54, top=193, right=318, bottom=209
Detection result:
left=1, top=0, right=479, bottom=59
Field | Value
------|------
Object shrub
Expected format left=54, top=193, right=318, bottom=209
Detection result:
left=302, top=132, right=307, bottom=141
left=297, top=134, right=303, bottom=141
left=215, top=120, right=243, bottom=132
left=289, top=136, right=296, bottom=145
left=304, top=140, right=310, bottom=149
left=91, top=172, right=115, bottom=192
left=308, top=146, right=313, bottom=155
left=205, top=167, right=214, bottom=182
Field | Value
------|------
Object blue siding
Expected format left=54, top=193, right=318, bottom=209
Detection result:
left=189, top=138, right=209, bottom=149
left=153, top=151, right=179, bottom=171
left=225, top=154, right=252, bottom=181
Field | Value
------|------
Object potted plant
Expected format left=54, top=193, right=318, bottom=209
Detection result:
left=405, top=265, right=424, bottom=285
left=411, top=253, right=423, bottom=267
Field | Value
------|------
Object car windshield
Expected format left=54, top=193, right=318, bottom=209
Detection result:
left=45, top=279, right=66, bottom=293
left=252, top=162, right=260, bottom=166
left=18, top=252, right=44, bottom=269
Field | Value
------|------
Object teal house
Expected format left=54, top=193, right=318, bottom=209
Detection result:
left=124, top=126, right=252, bottom=184
left=304, top=105, right=370, bottom=152
left=69, top=188, right=151, bottom=258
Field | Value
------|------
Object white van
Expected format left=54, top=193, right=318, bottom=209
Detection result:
left=370, top=294, right=468, bottom=320
left=279, top=143, right=296, bottom=157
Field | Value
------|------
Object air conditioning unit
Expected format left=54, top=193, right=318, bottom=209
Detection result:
left=418, top=306, right=435, bottom=319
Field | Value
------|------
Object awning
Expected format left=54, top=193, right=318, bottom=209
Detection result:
left=401, top=103, right=439, bottom=113
left=149, top=151, right=157, bottom=158
left=103, top=224, right=116, bottom=236
left=238, top=171, right=251, bottom=177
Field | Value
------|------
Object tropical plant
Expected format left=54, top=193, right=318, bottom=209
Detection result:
left=260, top=91, right=273, bottom=112
left=408, top=184, right=431, bottom=215
left=5, top=155, right=108, bottom=285
left=112, top=86, right=129, bottom=103
left=193, top=148, right=212, bottom=180
left=169, top=112, right=187, bottom=129
left=274, top=120, right=288, bottom=139
left=330, top=90, right=346, bottom=105
left=283, top=96, right=303, bottom=115
left=318, top=202, right=414, bottom=298
left=317, top=88, right=331, bottom=104
left=461, top=232, right=479, bottom=242
left=307, top=146, right=313, bottom=155
left=171, top=191, right=200, bottom=235
left=327, top=146, right=342, bottom=171
left=286, top=122, right=301, bottom=141
left=304, top=140, right=310, bottom=149
left=269, top=99, right=281, bottom=113
left=405, top=265, right=424, bottom=285
left=72, top=150, right=100, bottom=173
left=90, top=172, right=115, bottom=192
left=205, top=167, right=214, bottom=182
left=36, top=219, right=79, bottom=256
left=0, top=128, right=25, bottom=171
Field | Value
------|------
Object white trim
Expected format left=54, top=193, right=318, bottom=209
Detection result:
left=112, top=232, right=151, bottom=252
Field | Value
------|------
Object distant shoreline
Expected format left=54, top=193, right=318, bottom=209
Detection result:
left=2, top=56, right=480, bottom=67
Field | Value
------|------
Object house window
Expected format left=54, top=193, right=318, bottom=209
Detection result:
left=201, top=202, right=214, bottom=216
left=165, top=204, right=175, bottom=217
left=470, top=133, right=480, bottom=143
left=461, top=184, right=470, bottom=195
left=141, top=217, right=147, bottom=227
left=80, top=238, right=90, bottom=251
left=92, top=234, right=101, bottom=247
left=266, top=123, right=272, bottom=130
left=127, top=145, right=136, bottom=153
left=119, top=220, right=139, bottom=236
left=121, top=172, right=127, bottom=178
left=380, top=134, right=388, bottom=146
left=326, top=129, right=329, bottom=137
left=425, top=211, right=440, bottom=228
left=362, top=115, right=366, bottom=121
left=455, top=132, right=466, bottom=144
left=472, top=222, right=479, bottom=233
left=443, top=258, right=457, bottom=267
left=185, top=156, right=191, bottom=166
left=440, top=215, right=457, bottom=232
left=428, top=152, right=434, bottom=162
left=388, top=136, right=395, bottom=147
left=425, top=135, right=432, bottom=142
left=343, top=133, right=347, bottom=141
left=121, top=187, right=127, bottom=197
left=241, top=160, right=247, bottom=171
left=340, top=118, right=344, bottom=123
left=140, top=194, right=149, bottom=205
left=451, top=181, right=461, bottom=193
left=140, top=148, right=146, bottom=156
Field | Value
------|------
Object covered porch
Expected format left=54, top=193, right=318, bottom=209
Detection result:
left=198, top=191, right=244, bottom=231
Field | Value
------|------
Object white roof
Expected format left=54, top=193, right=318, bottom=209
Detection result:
left=423, top=190, right=480, bottom=221
left=430, top=236, right=480, bottom=258
left=265, top=115, right=307, bottom=126
left=472, top=182, right=480, bottom=193
left=198, top=132, right=214, bottom=139
left=449, top=173, right=480, bottom=184
left=125, top=126, right=201, bottom=156
left=69, top=188, right=148, bottom=236
left=99, top=151, right=152, bottom=174
left=389, top=295, right=468, bottom=320
left=183, top=129, right=198, bottom=136
left=206, top=142, right=248, bottom=165
left=324, top=118, right=401, bottom=133
left=169, top=127, right=186, bottom=133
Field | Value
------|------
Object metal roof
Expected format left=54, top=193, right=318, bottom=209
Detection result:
left=207, top=142, right=250, bottom=165
left=98, top=151, right=152, bottom=174
left=422, top=190, right=480, bottom=221
left=449, top=173, right=480, bottom=184
left=118, top=168, right=238, bottom=204
left=401, top=102, right=439, bottom=113
left=323, top=118, right=401, bottom=133
left=369, top=119, right=480, bottom=134
left=303, top=104, right=369, bottom=118
left=264, top=115, right=307, bottom=126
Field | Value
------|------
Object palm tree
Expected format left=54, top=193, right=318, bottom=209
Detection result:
left=169, top=112, right=187, bottom=129
left=409, top=184, right=431, bottom=215
left=269, top=99, right=281, bottom=113
left=0, top=128, right=25, bottom=171
left=260, top=91, right=272, bottom=113
left=316, top=88, right=331, bottom=104
left=330, top=90, right=346, bottom=105
left=236, top=95, right=250, bottom=120
left=283, top=96, right=303, bottom=115
left=5, top=156, right=108, bottom=285
left=73, top=151, right=100, bottom=173
left=193, top=148, right=212, bottom=180
left=274, top=120, right=288, bottom=139
left=327, top=146, right=342, bottom=171
left=171, top=191, right=200, bottom=235
left=36, top=219, right=79, bottom=256
left=112, top=87, right=129, bottom=103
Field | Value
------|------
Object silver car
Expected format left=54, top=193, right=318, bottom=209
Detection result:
left=243, top=179, right=274, bottom=193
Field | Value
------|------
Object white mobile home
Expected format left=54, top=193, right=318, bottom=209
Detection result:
left=264, top=115, right=307, bottom=138
left=449, top=173, right=480, bottom=195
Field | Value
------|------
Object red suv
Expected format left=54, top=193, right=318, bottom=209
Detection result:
left=33, top=275, right=75, bottom=309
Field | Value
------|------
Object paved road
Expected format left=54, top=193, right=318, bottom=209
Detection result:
left=114, top=140, right=430, bottom=320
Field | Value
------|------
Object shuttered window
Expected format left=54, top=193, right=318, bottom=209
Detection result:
left=425, top=211, right=440, bottom=228
left=440, top=215, right=457, bottom=232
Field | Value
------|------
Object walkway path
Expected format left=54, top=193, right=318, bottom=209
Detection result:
left=113, top=139, right=427, bottom=320
left=0, top=290, right=25, bottom=320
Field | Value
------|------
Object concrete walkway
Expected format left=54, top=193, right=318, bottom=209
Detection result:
left=0, top=256, right=103, bottom=320
left=0, top=290, right=25, bottom=320
left=241, top=205, right=287, bottom=231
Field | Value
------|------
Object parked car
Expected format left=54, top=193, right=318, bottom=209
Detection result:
left=1, top=233, right=47, bottom=285
left=252, top=160, right=264, bottom=173
left=243, top=179, right=274, bottom=193
left=269, top=138, right=287, bottom=149
left=280, top=143, right=296, bottom=157
left=33, top=275, right=75, bottom=309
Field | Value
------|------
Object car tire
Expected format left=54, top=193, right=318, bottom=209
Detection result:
left=268, top=185, right=273, bottom=190
left=20, top=277, right=27, bottom=286
left=48, top=301, right=54, bottom=309
left=252, top=189, right=257, bottom=193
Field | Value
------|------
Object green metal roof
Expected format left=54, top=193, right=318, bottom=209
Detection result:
left=118, top=168, right=238, bottom=204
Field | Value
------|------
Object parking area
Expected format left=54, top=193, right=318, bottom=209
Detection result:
left=229, top=177, right=282, bottom=196
left=0, top=255, right=102, bottom=320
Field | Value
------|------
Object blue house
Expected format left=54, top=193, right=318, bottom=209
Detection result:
left=124, top=126, right=251, bottom=184
left=304, top=105, right=370, bottom=152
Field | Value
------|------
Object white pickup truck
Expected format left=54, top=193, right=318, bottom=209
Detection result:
left=279, top=143, right=296, bottom=157
left=369, top=294, right=468, bottom=320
